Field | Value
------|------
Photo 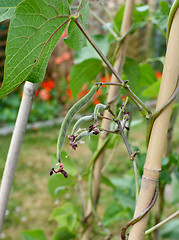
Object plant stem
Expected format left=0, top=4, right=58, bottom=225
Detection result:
left=0, top=82, right=37, bottom=233
left=74, top=18, right=151, bottom=116
left=117, top=120, right=139, bottom=199
left=145, top=210, right=179, bottom=235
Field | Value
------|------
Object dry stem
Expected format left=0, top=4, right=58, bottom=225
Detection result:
left=128, top=7, right=179, bottom=240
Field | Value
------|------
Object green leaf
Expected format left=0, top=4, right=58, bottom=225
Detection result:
left=64, top=0, right=89, bottom=50
left=70, top=58, right=103, bottom=99
left=101, top=175, right=116, bottom=189
left=123, top=57, right=140, bottom=95
left=131, top=4, right=149, bottom=32
left=152, top=1, right=171, bottom=32
left=77, top=0, right=89, bottom=28
left=142, top=80, right=161, bottom=99
left=0, top=0, right=70, bottom=98
left=160, top=219, right=179, bottom=239
left=74, top=34, right=110, bottom=64
left=64, top=20, right=86, bottom=50
left=172, top=176, right=179, bottom=204
left=102, top=202, right=123, bottom=226
left=50, top=203, right=78, bottom=231
left=139, top=63, right=157, bottom=87
left=50, top=203, right=74, bottom=220
left=48, top=174, right=75, bottom=199
left=52, top=228, right=75, bottom=240
left=0, top=0, right=23, bottom=22
left=0, top=1, right=23, bottom=7
left=160, top=170, right=172, bottom=185
left=113, top=4, right=125, bottom=34
left=0, top=8, right=15, bottom=22
left=20, top=229, right=46, bottom=240
left=114, top=4, right=149, bottom=34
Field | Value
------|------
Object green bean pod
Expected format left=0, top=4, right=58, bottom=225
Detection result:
left=71, top=115, right=93, bottom=136
left=57, top=85, right=99, bottom=161
left=74, top=130, right=94, bottom=143
left=94, top=103, right=107, bottom=122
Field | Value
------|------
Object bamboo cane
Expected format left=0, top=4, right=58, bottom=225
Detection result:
left=0, top=81, right=37, bottom=232
left=128, top=7, right=179, bottom=240
left=81, top=1, right=134, bottom=239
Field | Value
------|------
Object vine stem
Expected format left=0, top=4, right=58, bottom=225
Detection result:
left=145, top=210, right=179, bottom=235
left=74, top=18, right=151, bottom=117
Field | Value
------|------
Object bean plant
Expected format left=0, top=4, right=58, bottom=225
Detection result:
left=0, top=0, right=179, bottom=240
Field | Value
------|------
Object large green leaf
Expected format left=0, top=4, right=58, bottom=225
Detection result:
left=20, top=229, right=46, bottom=240
left=70, top=58, right=103, bottom=99
left=0, top=0, right=70, bottom=98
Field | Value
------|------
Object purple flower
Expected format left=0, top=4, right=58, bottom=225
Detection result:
left=50, top=168, right=54, bottom=176
left=61, top=169, right=68, bottom=178
left=89, top=124, right=94, bottom=132
left=68, top=134, right=76, bottom=142
left=70, top=142, right=78, bottom=150
left=93, top=129, right=100, bottom=135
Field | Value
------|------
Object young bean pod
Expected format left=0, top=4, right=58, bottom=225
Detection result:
left=71, top=115, right=93, bottom=136
left=74, top=130, right=94, bottom=143
left=94, top=103, right=107, bottom=122
left=57, top=84, right=99, bottom=162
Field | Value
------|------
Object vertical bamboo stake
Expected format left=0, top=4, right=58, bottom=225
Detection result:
left=128, top=7, right=179, bottom=240
left=0, top=81, right=37, bottom=233
left=82, top=1, right=134, bottom=239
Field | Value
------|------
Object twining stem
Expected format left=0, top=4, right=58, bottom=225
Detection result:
left=98, top=113, right=139, bottom=199
left=74, top=18, right=151, bottom=116
left=121, top=183, right=158, bottom=240
left=116, top=120, right=139, bottom=199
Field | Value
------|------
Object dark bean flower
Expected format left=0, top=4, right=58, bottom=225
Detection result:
left=68, top=134, right=76, bottom=142
left=70, top=142, right=78, bottom=150
left=89, top=124, right=94, bottom=132
left=60, top=169, right=68, bottom=178
left=50, top=168, right=54, bottom=176
left=93, top=129, right=100, bottom=135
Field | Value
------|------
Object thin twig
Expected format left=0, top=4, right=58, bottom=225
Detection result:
left=145, top=210, right=179, bottom=235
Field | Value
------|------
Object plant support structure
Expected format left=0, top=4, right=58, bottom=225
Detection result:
left=128, top=5, right=179, bottom=240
